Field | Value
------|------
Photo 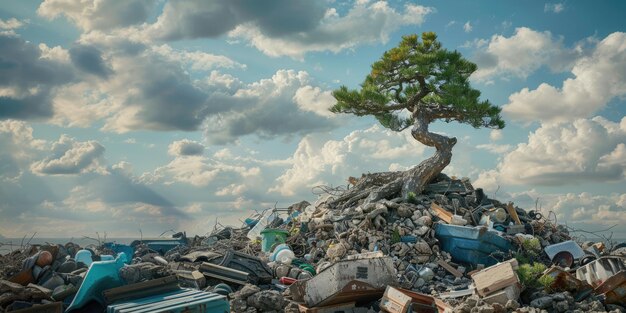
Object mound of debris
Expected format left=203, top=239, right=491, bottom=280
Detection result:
left=1, top=173, right=624, bottom=313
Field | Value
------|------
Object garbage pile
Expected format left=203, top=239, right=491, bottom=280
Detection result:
left=1, top=173, right=625, bottom=313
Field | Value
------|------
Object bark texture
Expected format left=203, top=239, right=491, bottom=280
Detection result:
left=332, top=110, right=456, bottom=208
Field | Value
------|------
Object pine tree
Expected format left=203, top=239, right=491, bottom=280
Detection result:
left=331, top=32, right=504, bottom=201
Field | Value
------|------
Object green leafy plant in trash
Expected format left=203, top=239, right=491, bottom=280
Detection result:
left=407, top=192, right=418, bottom=204
left=516, top=262, right=547, bottom=289
left=391, top=227, right=401, bottom=244
left=515, top=237, right=542, bottom=264
left=538, top=274, right=555, bottom=291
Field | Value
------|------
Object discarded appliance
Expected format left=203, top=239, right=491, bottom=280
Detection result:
left=544, top=240, right=585, bottom=262
left=289, top=254, right=396, bottom=307
left=380, top=286, right=450, bottom=313
left=435, top=224, right=511, bottom=266
left=575, top=256, right=626, bottom=287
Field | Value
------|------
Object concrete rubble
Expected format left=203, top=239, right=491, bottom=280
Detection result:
left=1, top=173, right=625, bottom=312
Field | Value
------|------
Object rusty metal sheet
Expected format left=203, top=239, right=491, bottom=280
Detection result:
left=594, top=270, right=626, bottom=305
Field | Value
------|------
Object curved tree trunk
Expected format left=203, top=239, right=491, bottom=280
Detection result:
left=354, top=111, right=456, bottom=206
left=400, top=111, right=457, bottom=198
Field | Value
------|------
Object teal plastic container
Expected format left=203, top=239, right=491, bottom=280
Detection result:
left=260, top=229, right=289, bottom=253
left=67, top=252, right=128, bottom=312
left=435, top=224, right=511, bottom=266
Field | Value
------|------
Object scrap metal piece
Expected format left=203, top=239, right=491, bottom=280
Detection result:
left=289, top=255, right=396, bottom=307
left=594, top=270, right=626, bottom=305
left=575, top=256, right=626, bottom=287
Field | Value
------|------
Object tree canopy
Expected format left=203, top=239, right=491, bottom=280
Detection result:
left=331, top=32, right=504, bottom=132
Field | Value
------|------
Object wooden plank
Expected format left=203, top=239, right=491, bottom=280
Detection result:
left=437, top=259, right=463, bottom=278
left=431, top=202, right=453, bottom=224
left=506, top=202, right=522, bottom=225
left=471, top=260, right=519, bottom=297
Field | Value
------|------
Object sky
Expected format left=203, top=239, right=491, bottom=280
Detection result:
left=0, top=0, right=625, bottom=240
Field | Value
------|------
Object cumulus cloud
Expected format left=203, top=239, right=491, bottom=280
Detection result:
left=503, top=32, right=626, bottom=123
left=39, top=43, right=71, bottom=63
left=0, top=120, right=46, bottom=180
left=229, top=1, right=434, bottom=59
left=147, top=0, right=326, bottom=41
left=475, top=117, right=626, bottom=188
left=37, top=0, right=157, bottom=31
left=31, top=135, right=106, bottom=175
left=0, top=18, right=25, bottom=31
left=52, top=34, right=233, bottom=132
left=0, top=34, right=75, bottom=120
left=202, top=70, right=338, bottom=144
left=143, top=155, right=261, bottom=187
left=49, top=32, right=336, bottom=140
left=471, top=27, right=580, bottom=81
left=293, top=86, right=336, bottom=117
left=168, top=139, right=205, bottom=156
left=270, top=124, right=427, bottom=196
left=151, top=44, right=246, bottom=71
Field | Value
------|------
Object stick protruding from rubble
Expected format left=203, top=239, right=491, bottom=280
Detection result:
left=330, top=32, right=504, bottom=205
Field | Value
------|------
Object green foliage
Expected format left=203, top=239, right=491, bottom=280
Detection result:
left=391, top=227, right=401, bottom=244
left=407, top=191, right=418, bottom=204
left=331, top=32, right=505, bottom=131
left=538, top=274, right=555, bottom=290
left=517, top=263, right=547, bottom=289
left=515, top=237, right=542, bottom=264
left=522, top=237, right=541, bottom=252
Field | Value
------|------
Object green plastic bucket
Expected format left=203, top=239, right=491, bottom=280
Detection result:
left=260, top=229, right=289, bottom=252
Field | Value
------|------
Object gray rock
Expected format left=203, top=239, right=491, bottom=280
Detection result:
left=554, top=300, right=569, bottom=312
left=414, top=277, right=426, bottom=288
left=530, top=296, right=553, bottom=309
left=236, top=284, right=261, bottom=299
left=552, top=292, right=566, bottom=302
left=247, top=290, right=285, bottom=311
left=415, top=216, right=433, bottom=227
left=230, top=298, right=247, bottom=312
left=397, top=205, right=413, bottom=218
left=415, top=225, right=430, bottom=236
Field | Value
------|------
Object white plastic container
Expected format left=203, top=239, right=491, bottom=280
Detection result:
left=246, top=209, right=277, bottom=241
left=275, top=249, right=295, bottom=265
